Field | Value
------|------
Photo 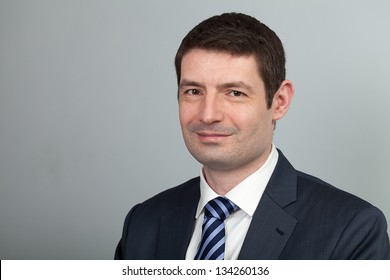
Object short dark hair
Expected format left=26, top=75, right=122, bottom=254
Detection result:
left=174, top=12, right=286, bottom=108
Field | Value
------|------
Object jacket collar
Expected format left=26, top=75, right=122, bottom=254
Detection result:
left=238, top=150, right=298, bottom=259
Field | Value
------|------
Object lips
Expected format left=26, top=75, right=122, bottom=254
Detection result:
left=196, top=132, right=230, bottom=137
left=195, top=131, right=231, bottom=142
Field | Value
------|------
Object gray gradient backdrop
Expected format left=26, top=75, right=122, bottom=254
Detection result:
left=1, top=0, right=389, bottom=259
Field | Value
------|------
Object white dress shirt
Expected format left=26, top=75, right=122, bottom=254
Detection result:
left=185, top=144, right=279, bottom=260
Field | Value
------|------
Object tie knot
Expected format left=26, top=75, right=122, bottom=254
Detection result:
left=204, top=197, right=238, bottom=221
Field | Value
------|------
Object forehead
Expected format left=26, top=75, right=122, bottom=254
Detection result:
left=180, top=49, right=262, bottom=83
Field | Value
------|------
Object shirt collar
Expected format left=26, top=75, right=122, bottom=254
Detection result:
left=196, top=144, right=279, bottom=218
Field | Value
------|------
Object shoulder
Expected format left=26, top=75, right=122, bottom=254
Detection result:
left=115, top=177, right=200, bottom=259
left=292, top=170, right=388, bottom=238
left=270, top=150, right=376, bottom=213
left=295, top=171, right=373, bottom=211
left=139, top=177, right=200, bottom=208
left=125, top=177, right=200, bottom=221
left=284, top=171, right=389, bottom=259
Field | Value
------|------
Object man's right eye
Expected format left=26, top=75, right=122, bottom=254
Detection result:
left=184, top=89, right=200, bottom=95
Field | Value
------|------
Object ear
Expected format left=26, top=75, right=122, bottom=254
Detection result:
left=272, top=80, right=294, bottom=121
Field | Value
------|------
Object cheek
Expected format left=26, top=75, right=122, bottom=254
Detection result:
left=232, top=107, right=273, bottom=136
left=178, top=103, right=188, bottom=122
left=178, top=103, right=194, bottom=128
left=179, top=99, right=201, bottom=117
left=228, top=105, right=259, bottom=125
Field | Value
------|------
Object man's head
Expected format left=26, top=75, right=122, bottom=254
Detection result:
left=175, top=12, right=286, bottom=108
left=176, top=13, right=294, bottom=179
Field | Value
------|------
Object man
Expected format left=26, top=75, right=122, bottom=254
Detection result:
left=115, top=13, right=390, bottom=259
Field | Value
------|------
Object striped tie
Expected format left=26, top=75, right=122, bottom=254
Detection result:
left=194, top=197, right=238, bottom=260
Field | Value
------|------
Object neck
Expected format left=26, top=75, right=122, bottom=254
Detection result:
left=203, top=147, right=272, bottom=195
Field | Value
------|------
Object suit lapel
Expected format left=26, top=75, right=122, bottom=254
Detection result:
left=238, top=150, right=298, bottom=259
left=238, top=193, right=297, bottom=259
left=156, top=179, right=200, bottom=259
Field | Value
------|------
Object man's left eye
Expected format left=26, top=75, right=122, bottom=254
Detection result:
left=228, top=90, right=244, bottom=97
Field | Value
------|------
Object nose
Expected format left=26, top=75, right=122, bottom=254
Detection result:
left=199, top=93, right=223, bottom=124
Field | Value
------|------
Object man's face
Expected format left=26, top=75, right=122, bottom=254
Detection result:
left=178, top=49, right=277, bottom=173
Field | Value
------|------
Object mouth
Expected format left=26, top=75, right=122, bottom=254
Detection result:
left=195, top=131, right=232, bottom=143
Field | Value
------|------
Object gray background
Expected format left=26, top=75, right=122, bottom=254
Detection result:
left=0, top=0, right=389, bottom=259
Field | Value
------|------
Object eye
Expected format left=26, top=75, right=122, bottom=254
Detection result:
left=184, top=89, right=201, bottom=95
left=228, top=90, right=245, bottom=97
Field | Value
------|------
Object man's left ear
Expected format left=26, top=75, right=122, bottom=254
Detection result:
left=272, top=80, right=294, bottom=121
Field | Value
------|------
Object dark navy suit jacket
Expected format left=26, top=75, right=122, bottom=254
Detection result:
left=115, top=151, right=390, bottom=259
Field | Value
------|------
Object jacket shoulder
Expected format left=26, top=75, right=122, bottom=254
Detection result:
left=282, top=171, right=389, bottom=259
left=138, top=177, right=200, bottom=211
left=115, top=177, right=200, bottom=259
left=295, top=171, right=373, bottom=211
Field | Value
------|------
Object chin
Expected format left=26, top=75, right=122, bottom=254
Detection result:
left=195, top=156, right=236, bottom=171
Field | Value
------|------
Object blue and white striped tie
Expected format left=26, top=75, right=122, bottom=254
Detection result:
left=195, top=197, right=238, bottom=260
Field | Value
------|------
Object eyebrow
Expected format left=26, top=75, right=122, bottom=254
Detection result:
left=217, top=81, right=253, bottom=91
left=179, top=79, right=204, bottom=89
left=179, top=79, right=253, bottom=91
